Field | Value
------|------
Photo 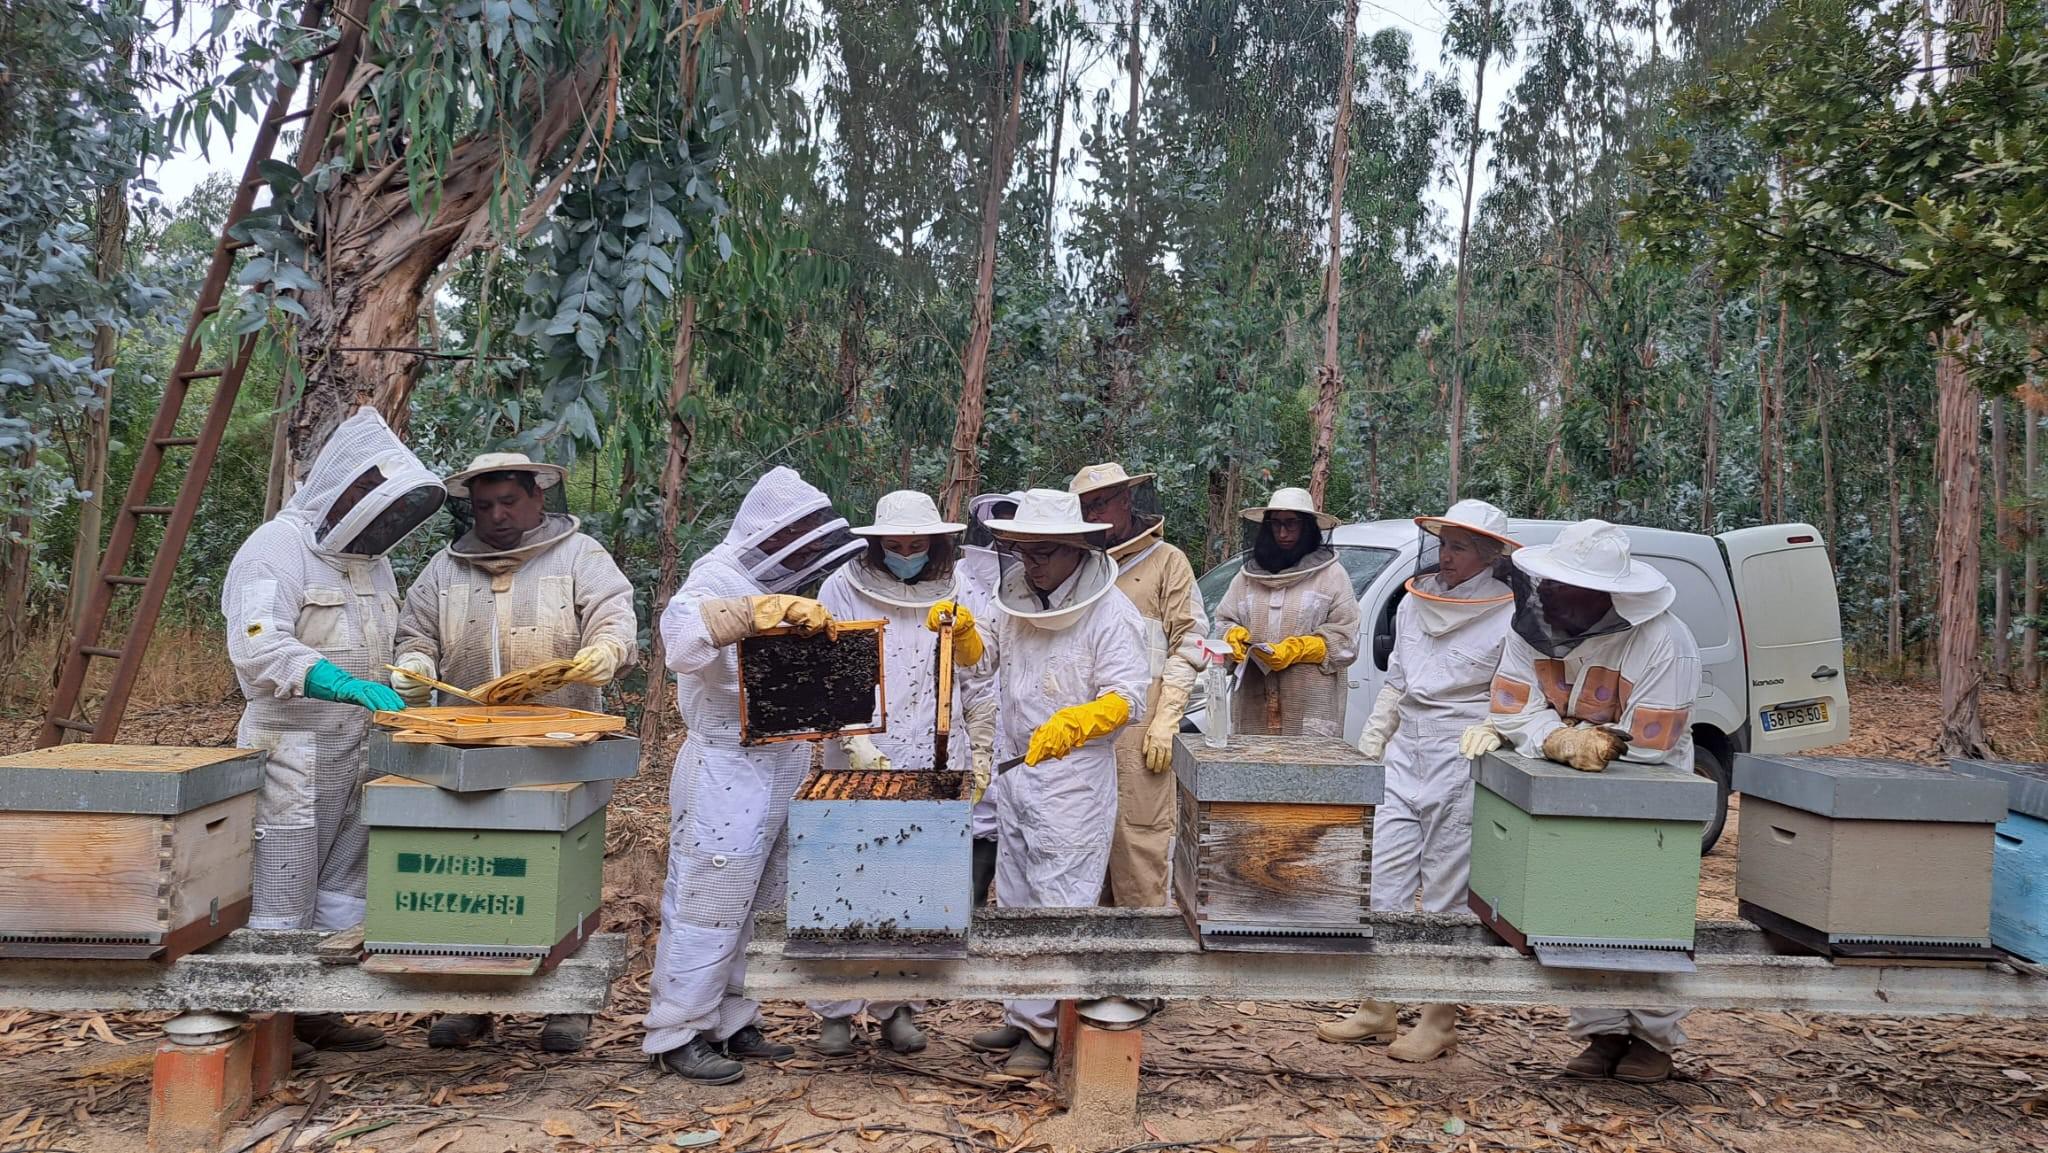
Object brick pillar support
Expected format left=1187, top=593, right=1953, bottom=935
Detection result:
left=1052, top=999, right=1143, bottom=1124
left=149, top=1019, right=256, bottom=1153
left=246, top=1012, right=295, bottom=1102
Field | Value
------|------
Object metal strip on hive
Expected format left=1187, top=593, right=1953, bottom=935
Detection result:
left=1530, top=941, right=1698, bottom=973
left=1197, top=922, right=1376, bottom=955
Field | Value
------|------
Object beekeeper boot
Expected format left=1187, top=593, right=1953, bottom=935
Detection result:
left=723, top=1024, right=796, bottom=1061
left=1003, top=1037, right=1052, bottom=1077
left=427, top=1014, right=494, bottom=1049
left=972, top=838, right=998, bottom=906
left=882, top=1007, right=927, bottom=1054
left=1387, top=1004, right=1459, bottom=1063
left=652, top=1037, right=744, bottom=1085
left=1613, top=1038, right=1674, bottom=1084
left=815, top=1016, right=856, bottom=1057
left=295, top=1013, right=386, bottom=1052
left=1564, top=1033, right=1632, bottom=1079
left=1316, top=1000, right=1398, bottom=1045
left=539, top=1014, right=591, bottom=1053
left=970, top=1025, right=1025, bottom=1053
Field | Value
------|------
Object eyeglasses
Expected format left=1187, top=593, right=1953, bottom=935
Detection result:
left=1010, top=543, right=1073, bottom=564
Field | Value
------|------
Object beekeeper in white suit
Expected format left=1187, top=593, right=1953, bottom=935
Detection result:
left=222, top=407, right=445, bottom=1053
left=804, top=489, right=976, bottom=1058
left=1319, top=500, right=1518, bottom=1062
left=1482, top=519, right=1702, bottom=1084
left=643, top=466, right=863, bottom=1085
left=958, top=492, right=1021, bottom=906
left=951, top=489, right=1150, bottom=1077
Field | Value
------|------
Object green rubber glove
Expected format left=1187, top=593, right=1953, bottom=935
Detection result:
left=305, top=659, right=407, bottom=712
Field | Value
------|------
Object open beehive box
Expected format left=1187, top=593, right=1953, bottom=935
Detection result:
left=737, top=620, right=887, bottom=746
left=784, top=766, right=972, bottom=958
left=373, top=704, right=625, bottom=744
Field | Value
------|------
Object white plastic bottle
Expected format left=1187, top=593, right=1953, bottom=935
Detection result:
left=1201, top=642, right=1232, bottom=748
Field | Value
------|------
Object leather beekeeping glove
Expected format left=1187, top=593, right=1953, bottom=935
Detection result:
left=1542, top=724, right=1631, bottom=772
left=1357, top=683, right=1399, bottom=760
left=751, top=594, right=832, bottom=636
left=844, top=734, right=894, bottom=772
left=1141, top=681, right=1192, bottom=773
left=926, top=600, right=985, bottom=666
left=1223, top=626, right=1251, bottom=663
left=567, top=642, right=623, bottom=686
left=390, top=652, right=438, bottom=706
left=305, top=659, right=406, bottom=712
left=1026, top=692, right=1132, bottom=766
left=1457, top=723, right=1504, bottom=760
left=1254, top=634, right=1327, bottom=673
left=971, top=748, right=993, bottom=804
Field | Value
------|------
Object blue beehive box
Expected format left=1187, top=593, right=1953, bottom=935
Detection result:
left=1951, top=759, right=2048, bottom=962
left=784, top=767, right=973, bottom=958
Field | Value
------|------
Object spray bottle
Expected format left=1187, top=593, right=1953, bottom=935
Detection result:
left=1196, top=638, right=1233, bottom=748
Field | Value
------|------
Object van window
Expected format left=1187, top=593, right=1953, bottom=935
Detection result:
left=1640, top=558, right=1730, bottom=648
left=1736, top=548, right=1842, bottom=642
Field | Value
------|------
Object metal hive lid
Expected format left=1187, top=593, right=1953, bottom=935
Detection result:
left=363, top=775, right=613, bottom=831
left=1474, top=751, right=1717, bottom=822
left=1947, top=758, right=2046, bottom=821
left=1171, top=734, right=1384, bottom=805
left=0, top=744, right=263, bottom=814
left=1734, top=755, right=2007, bottom=823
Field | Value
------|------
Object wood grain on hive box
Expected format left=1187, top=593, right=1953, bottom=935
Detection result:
left=0, top=744, right=260, bottom=959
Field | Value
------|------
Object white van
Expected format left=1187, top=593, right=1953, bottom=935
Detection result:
left=1189, top=520, right=1850, bottom=851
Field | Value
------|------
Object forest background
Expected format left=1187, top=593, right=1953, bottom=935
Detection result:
left=2, top=0, right=2044, bottom=756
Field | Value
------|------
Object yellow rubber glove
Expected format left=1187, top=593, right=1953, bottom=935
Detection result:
left=1141, top=681, right=1191, bottom=773
left=926, top=599, right=984, bottom=666
left=1256, top=634, right=1328, bottom=672
left=566, top=643, right=621, bottom=685
left=1025, top=692, right=1132, bottom=766
left=749, top=594, right=832, bottom=636
left=1224, top=625, right=1251, bottom=663
left=1542, top=725, right=1631, bottom=772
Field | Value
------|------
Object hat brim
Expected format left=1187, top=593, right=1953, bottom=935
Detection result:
left=851, top=520, right=966, bottom=537
left=1415, top=516, right=1521, bottom=552
left=985, top=518, right=1110, bottom=539
left=1240, top=506, right=1341, bottom=531
left=1071, top=470, right=1156, bottom=498
left=446, top=462, right=566, bottom=498
left=1511, top=544, right=1670, bottom=595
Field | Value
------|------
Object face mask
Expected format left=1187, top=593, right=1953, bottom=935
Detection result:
left=884, top=550, right=930, bottom=580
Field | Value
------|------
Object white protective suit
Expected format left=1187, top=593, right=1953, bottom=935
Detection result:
left=223, top=408, right=443, bottom=930
left=1366, top=568, right=1513, bottom=913
left=959, top=550, right=1151, bottom=1048
left=803, top=555, right=965, bottom=1021
left=395, top=513, right=637, bottom=711
left=1490, top=584, right=1703, bottom=1052
left=643, top=467, right=862, bottom=1056
left=958, top=494, right=1018, bottom=842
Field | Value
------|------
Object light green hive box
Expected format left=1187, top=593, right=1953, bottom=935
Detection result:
left=363, top=775, right=609, bottom=958
left=1468, top=752, right=1713, bottom=949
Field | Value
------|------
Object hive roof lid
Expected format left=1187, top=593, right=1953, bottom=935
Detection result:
left=1474, top=751, right=1717, bottom=821
left=1734, top=755, right=2007, bottom=822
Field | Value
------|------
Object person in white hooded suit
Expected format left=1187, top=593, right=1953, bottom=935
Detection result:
left=222, top=406, right=445, bottom=1052
left=1319, top=500, right=1519, bottom=1062
left=643, top=466, right=863, bottom=1085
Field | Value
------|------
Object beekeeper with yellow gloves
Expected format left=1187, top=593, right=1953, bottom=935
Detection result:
left=1319, top=500, right=1518, bottom=1062
left=1069, top=464, right=1206, bottom=911
left=804, top=490, right=978, bottom=1058
left=1482, top=519, right=1701, bottom=1084
left=223, top=407, right=445, bottom=1053
left=393, top=453, right=637, bottom=1054
left=958, top=492, right=1021, bottom=906
left=952, top=489, right=1149, bottom=1077
left=643, top=466, right=863, bottom=1085
left=1211, top=488, right=1360, bottom=737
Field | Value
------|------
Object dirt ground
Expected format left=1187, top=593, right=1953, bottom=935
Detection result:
left=5, top=678, right=2047, bottom=1153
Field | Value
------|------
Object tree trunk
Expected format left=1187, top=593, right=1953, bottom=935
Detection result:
left=835, top=288, right=867, bottom=415
left=611, top=441, right=638, bottom=562
left=1813, top=353, right=1837, bottom=567
left=65, top=156, right=130, bottom=632
left=1771, top=300, right=1789, bottom=521
left=938, top=0, right=1032, bottom=522
left=2026, top=388, right=2040, bottom=688
left=1754, top=279, right=1774, bottom=522
left=1106, top=0, right=1145, bottom=455
left=288, top=51, right=609, bottom=463
left=1935, top=327, right=1991, bottom=756
left=1040, top=12, right=1073, bottom=260
left=1701, top=289, right=1721, bottom=532
left=1887, top=390, right=1904, bottom=666
left=1993, top=394, right=2012, bottom=679
left=1308, top=0, right=1363, bottom=507
left=0, top=442, right=33, bottom=672
left=638, top=293, right=700, bottom=752
left=1445, top=0, right=1493, bottom=504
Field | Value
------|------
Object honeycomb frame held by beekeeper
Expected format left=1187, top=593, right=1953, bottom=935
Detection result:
left=221, top=406, right=445, bottom=1053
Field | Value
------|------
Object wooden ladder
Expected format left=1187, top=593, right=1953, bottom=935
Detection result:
left=37, top=0, right=365, bottom=747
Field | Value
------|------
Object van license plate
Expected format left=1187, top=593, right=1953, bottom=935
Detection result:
left=1761, top=701, right=1830, bottom=732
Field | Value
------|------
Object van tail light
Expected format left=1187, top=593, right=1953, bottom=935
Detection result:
left=1786, top=534, right=1814, bottom=544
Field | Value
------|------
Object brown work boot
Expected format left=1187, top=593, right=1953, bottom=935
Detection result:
left=294, top=1013, right=385, bottom=1052
left=970, top=1025, right=1025, bottom=1053
left=1316, top=999, right=1398, bottom=1045
left=1387, top=1003, right=1459, bottom=1063
left=1564, top=1033, right=1631, bottom=1079
left=1613, top=1038, right=1674, bottom=1084
left=1002, top=1037, right=1052, bottom=1077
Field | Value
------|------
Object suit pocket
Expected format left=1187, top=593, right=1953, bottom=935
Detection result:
left=245, top=730, right=318, bottom=830
left=296, top=587, right=350, bottom=650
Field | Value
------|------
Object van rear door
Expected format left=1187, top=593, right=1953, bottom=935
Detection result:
left=1718, top=525, right=1850, bottom=753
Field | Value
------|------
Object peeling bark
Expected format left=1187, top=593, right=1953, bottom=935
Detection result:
left=1308, top=0, right=1362, bottom=508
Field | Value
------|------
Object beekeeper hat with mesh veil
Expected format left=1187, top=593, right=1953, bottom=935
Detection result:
left=1506, top=519, right=1675, bottom=657
left=1405, top=499, right=1518, bottom=634
left=443, top=451, right=566, bottom=499
left=1240, top=487, right=1339, bottom=580
left=288, top=407, right=445, bottom=559
left=724, top=465, right=862, bottom=594
left=845, top=490, right=965, bottom=609
left=983, top=488, right=1116, bottom=631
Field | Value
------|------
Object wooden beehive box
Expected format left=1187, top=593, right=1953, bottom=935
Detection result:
left=1952, top=758, right=2048, bottom=962
left=368, top=729, right=640, bottom=792
left=0, top=744, right=262, bottom=960
left=1734, top=755, right=2004, bottom=959
left=737, top=620, right=886, bottom=745
left=361, top=776, right=609, bottom=974
left=1469, top=751, right=1712, bottom=970
left=785, top=768, right=972, bottom=958
left=1172, top=734, right=1383, bottom=952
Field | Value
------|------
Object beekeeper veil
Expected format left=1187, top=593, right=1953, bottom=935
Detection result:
left=286, top=407, right=445, bottom=559
left=1407, top=499, right=1518, bottom=636
left=726, top=465, right=862, bottom=594
left=1505, top=520, right=1676, bottom=658
left=984, top=489, right=1116, bottom=632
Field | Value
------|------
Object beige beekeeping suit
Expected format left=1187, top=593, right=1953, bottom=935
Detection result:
left=1213, top=547, right=1361, bottom=737
left=395, top=513, right=637, bottom=710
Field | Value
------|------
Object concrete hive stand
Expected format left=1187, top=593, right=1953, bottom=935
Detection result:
left=1468, top=750, right=1715, bottom=971
left=1734, top=754, right=2005, bottom=959
left=0, top=744, right=263, bottom=960
left=1171, top=734, right=1384, bottom=952
left=1945, top=759, right=2048, bottom=962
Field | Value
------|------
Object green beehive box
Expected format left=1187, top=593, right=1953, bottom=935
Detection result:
left=1468, top=752, right=1713, bottom=970
left=363, top=775, right=608, bottom=971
